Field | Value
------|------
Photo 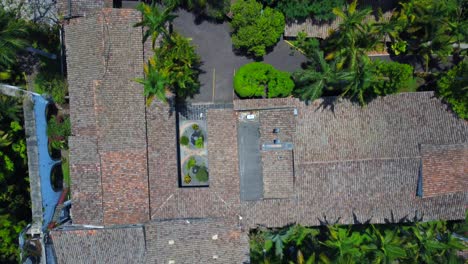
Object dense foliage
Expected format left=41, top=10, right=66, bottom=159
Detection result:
left=0, top=95, right=30, bottom=263
left=135, top=2, right=177, bottom=49
left=231, top=0, right=285, bottom=58
left=135, top=3, right=201, bottom=103
left=161, top=0, right=230, bottom=20
left=262, top=0, right=345, bottom=21
left=47, top=115, right=71, bottom=151
left=437, top=59, right=468, bottom=119
left=234, top=62, right=294, bottom=98
left=153, top=32, right=201, bottom=100
left=251, top=218, right=467, bottom=263
left=389, top=0, right=468, bottom=71
left=372, top=60, right=415, bottom=96
left=0, top=8, right=28, bottom=69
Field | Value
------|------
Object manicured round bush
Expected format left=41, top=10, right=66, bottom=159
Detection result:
left=195, top=166, right=209, bottom=182
left=234, top=62, right=294, bottom=98
left=180, top=136, right=189, bottom=146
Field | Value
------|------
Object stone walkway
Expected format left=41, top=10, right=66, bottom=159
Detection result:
left=173, top=9, right=307, bottom=103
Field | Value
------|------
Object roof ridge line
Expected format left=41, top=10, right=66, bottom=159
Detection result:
left=297, top=156, right=421, bottom=165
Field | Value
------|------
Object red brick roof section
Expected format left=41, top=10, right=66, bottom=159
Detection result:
left=101, top=151, right=149, bottom=225
left=65, top=9, right=149, bottom=225
left=421, top=144, right=468, bottom=197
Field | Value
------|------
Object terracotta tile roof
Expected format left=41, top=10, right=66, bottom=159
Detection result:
left=65, top=9, right=150, bottom=225
left=237, top=92, right=468, bottom=228
left=421, top=143, right=468, bottom=197
left=148, top=106, right=241, bottom=220
left=259, top=109, right=296, bottom=199
left=51, top=226, right=146, bottom=264
left=145, top=219, right=249, bottom=263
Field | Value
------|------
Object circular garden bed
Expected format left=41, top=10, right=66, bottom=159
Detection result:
left=182, top=155, right=209, bottom=185
left=180, top=123, right=206, bottom=150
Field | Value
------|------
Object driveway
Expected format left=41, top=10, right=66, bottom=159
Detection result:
left=173, top=10, right=307, bottom=103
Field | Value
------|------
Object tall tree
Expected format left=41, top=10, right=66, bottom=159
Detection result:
left=325, top=0, right=377, bottom=71
left=135, top=2, right=177, bottom=49
left=0, top=7, right=28, bottom=70
left=0, top=95, right=30, bottom=264
left=231, top=0, right=285, bottom=58
left=293, top=50, right=352, bottom=101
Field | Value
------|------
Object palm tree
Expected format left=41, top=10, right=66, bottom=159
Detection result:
left=320, top=225, right=366, bottom=263
left=326, top=0, right=375, bottom=71
left=134, top=56, right=169, bottom=105
left=134, top=2, right=177, bottom=49
left=361, top=225, right=407, bottom=263
left=293, top=50, right=352, bottom=102
left=0, top=8, right=28, bottom=70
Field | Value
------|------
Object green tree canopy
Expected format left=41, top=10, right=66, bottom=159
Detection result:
left=437, top=59, right=468, bottom=119
left=389, top=0, right=468, bottom=71
left=0, top=7, right=28, bottom=70
left=0, top=95, right=30, bottom=263
left=153, top=32, right=201, bottom=101
left=251, top=218, right=467, bottom=263
left=161, top=0, right=230, bottom=20
left=262, top=0, right=345, bottom=21
left=234, top=62, right=294, bottom=98
left=134, top=2, right=177, bottom=49
left=231, top=0, right=285, bottom=58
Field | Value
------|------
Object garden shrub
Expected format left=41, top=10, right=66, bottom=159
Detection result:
left=180, top=136, right=189, bottom=146
left=34, top=73, right=68, bottom=105
left=195, top=166, right=209, bottom=182
left=187, top=157, right=196, bottom=170
left=47, top=115, right=71, bottom=150
left=231, top=0, right=285, bottom=57
left=195, top=136, right=204, bottom=148
left=269, top=0, right=345, bottom=21
left=234, top=62, right=294, bottom=98
left=192, top=124, right=199, bottom=130
left=371, top=60, right=415, bottom=96
left=437, top=60, right=468, bottom=119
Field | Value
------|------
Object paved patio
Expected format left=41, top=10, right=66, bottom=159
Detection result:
left=173, top=9, right=307, bottom=103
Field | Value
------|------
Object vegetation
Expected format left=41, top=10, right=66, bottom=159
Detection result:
left=161, top=0, right=230, bottom=20
left=0, top=95, right=30, bottom=263
left=0, top=7, right=28, bottom=70
left=192, top=123, right=199, bottom=130
left=262, top=0, right=344, bottom=21
left=195, top=136, right=204, bottom=149
left=389, top=0, right=468, bottom=71
left=372, top=60, right=416, bottom=96
left=180, top=135, right=189, bottom=146
left=135, top=56, right=170, bottom=105
left=135, top=3, right=201, bottom=103
left=135, top=2, right=177, bottom=48
left=186, top=157, right=196, bottom=170
left=231, top=0, right=285, bottom=58
left=47, top=115, right=71, bottom=151
left=154, top=32, right=201, bottom=100
left=251, top=217, right=467, bottom=263
left=34, top=74, right=68, bottom=104
left=234, top=62, right=294, bottom=98
left=437, top=59, right=468, bottom=119
left=195, top=166, right=209, bottom=182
